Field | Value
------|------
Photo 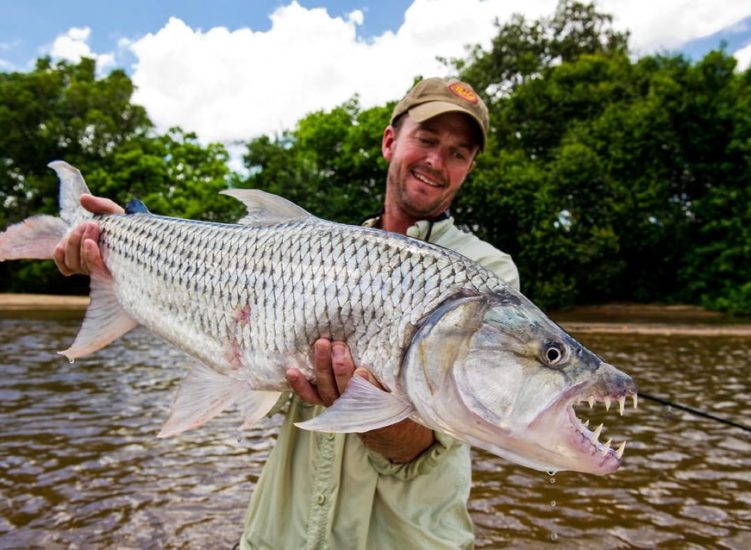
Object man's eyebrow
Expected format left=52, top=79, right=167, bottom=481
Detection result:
left=417, top=122, right=477, bottom=152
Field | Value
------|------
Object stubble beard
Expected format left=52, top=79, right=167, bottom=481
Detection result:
left=388, top=164, right=451, bottom=221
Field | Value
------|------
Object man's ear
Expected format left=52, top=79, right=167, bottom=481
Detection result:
left=382, top=126, right=396, bottom=161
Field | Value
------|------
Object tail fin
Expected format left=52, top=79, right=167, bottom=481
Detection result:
left=1, top=161, right=138, bottom=360
left=0, top=215, right=67, bottom=260
left=0, top=161, right=93, bottom=261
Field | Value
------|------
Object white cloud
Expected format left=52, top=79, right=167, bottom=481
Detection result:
left=735, top=42, right=751, bottom=70
left=50, top=26, right=116, bottom=73
left=51, top=0, right=751, bottom=144
left=603, top=0, right=751, bottom=55
left=127, top=1, right=564, bottom=142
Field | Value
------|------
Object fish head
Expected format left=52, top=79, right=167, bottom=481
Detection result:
left=403, top=293, right=637, bottom=475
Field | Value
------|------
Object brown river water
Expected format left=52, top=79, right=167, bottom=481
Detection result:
left=0, top=307, right=749, bottom=548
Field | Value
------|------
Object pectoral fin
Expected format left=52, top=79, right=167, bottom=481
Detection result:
left=59, top=271, right=138, bottom=360
left=295, top=376, right=415, bottom=433
left=158, top=363, right=250, bottom=437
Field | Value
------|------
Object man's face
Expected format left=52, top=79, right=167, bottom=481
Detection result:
left=382, top=111, right=480, bottom=221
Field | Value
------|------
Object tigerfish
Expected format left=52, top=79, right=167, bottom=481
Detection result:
left=0, top=161, right=637, bottom=475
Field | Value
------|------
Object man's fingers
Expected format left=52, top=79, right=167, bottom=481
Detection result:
left=62, top=224, right=87, bottom=274
left=82, top=238, right=104, bottom=275
left=286, top=368, right=323, bottom=406
left=331, top=342, right=355, bottom=396
left=80, top=194, right=124, bottom=215
left=53, top=242, right=73, bottom=276
left=354, top=368, right=383, bottom=390
left=314, top=339, right=339, bottom=406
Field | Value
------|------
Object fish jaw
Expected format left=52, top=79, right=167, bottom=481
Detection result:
left=522, top=371, right=638, bottom=474
left=426, top=364, right=637, bottom=475
left=403, top=293, right=638, bottom=475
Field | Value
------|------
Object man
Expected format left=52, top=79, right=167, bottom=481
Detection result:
left=54, top=77, right=519, bottom=549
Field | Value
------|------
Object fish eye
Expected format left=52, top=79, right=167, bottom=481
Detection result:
left=543, top=342, right=565, bottom=366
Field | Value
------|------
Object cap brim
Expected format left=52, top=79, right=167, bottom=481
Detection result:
left=408, top=102, right=486, bottom=148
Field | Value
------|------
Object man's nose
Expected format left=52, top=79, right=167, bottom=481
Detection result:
left=425, top=148, right=445, bottom=170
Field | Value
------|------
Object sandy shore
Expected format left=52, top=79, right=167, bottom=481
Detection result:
left=0, top=293, right=89, bottom=311
left=2, top=293, right=750, bottom=335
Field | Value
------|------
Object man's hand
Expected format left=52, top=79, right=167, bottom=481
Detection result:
left=53, top=194, right=123, bottom=276
left=287, top=339, right=435, bottom=463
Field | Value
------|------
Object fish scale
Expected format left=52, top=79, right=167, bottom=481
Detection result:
left=0, top=161, right=638, bottom=475
left=96, top=213, right=489, bottom=392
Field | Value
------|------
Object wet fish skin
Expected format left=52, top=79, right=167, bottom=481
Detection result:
left=0, top=161, right=638, bottom=475
left=94, top=207, right=499, bottom=392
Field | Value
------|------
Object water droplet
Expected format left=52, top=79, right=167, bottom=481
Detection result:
left=68, top=358, right=75, bottom=364
left=550, top=500, right=557, bottom=507
left=550, top=532, right=559, bottom=541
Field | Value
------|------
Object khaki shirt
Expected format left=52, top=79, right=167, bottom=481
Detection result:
left=240, top=217, right=519, bottom=550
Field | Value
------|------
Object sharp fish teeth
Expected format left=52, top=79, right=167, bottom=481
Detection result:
left=604, top=396, right=611, bottom=411
left=616, top=441, right=626, bottom=459
left=601, top=438, right=611, bottom=456
left=583, top=419, right=590, bottom=428
left=590, top=423, right=603, bottom=443
left=633, top=394, right=638, bottom=409
left=588, top=396, right=595, bottom=408
left=618, top=396, right=626, bottom=416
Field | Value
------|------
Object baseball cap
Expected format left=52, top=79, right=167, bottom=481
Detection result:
left=390, top=77, right=489, bottom=149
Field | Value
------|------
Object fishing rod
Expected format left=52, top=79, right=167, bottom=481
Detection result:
left=638, top=391, right=751, bottom=433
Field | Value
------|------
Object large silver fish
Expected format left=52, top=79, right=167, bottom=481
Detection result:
left=0, top=161, right=637, bottom=475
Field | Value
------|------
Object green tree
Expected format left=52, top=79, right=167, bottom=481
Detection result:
left=456, top=0, right=628, bottom=102
left=0, top=57, right=152, bottom=225
left=242, top=98, right=390, bottom=223
left=0, top=58, right=237, bottom=293
left=453, top=1, right=750, bottom=311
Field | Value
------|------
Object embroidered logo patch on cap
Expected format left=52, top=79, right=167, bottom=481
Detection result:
left=448, top=81, right=479, bottom=104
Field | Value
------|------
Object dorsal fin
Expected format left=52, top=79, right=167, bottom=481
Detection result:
left=220, top=189, right=310, bottom=225
left=48, top=161, right=93, bottom=227
left=125, top=198, right=151, bottom=215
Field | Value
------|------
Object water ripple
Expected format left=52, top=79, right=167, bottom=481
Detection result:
left=0, top=319, right=749, bottom=547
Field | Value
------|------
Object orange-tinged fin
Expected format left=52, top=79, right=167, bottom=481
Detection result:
left=158, top=363, right=256, bottom=437
left=58, top=269, right=138, bottom=360
left=0, top=215, right=67, bottom=261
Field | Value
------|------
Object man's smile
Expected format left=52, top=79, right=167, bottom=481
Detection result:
left=411, top=168, right=445, bottom=189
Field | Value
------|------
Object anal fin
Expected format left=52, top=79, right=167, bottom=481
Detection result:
left=159, top=363, right=267, bottom=438
left=237, top=390, right=283, bottom=429
left=59, top=272, right=138, bottom=360
left=295, top=376, right=415, bottom=433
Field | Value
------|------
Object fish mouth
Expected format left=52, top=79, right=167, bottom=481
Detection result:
left=533, top=380, right=638, bottom=474
left=571, top=390, right=638, bottom=462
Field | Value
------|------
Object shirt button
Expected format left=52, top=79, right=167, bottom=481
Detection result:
left=317, top=494, right=326, bottom=505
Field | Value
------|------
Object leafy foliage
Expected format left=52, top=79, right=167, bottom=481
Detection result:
left=1, top=1, right=750, bottom=315
left=241, top=98, right=389, bottom=223
left=0, top=58, right=236, bottom=293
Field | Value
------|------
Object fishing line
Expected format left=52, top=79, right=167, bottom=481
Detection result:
left=638, top=392, right=751, bottom=433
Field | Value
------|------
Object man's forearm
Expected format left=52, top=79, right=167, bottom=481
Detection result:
left=358, top=419, right=435, bottom=463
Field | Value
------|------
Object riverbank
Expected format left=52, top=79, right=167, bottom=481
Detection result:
left=1, top=293, right=750, bottom=335
left=0, top=293, right=89, bottom=310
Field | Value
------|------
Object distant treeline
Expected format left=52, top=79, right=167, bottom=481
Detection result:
left=1, top=1, right=749, bottom=314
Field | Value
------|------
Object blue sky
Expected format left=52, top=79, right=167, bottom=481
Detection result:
left=2, top=1, right=750, bottom=146
left=1, top=1, right=414, bottom=70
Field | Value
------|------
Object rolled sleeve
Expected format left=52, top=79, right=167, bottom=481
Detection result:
left=365, top=431, right=464, bottom=480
